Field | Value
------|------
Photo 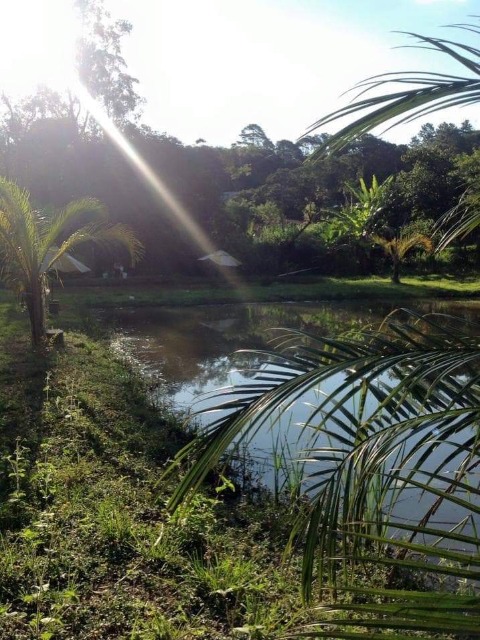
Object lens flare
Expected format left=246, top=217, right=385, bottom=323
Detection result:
left=75, top=85, right=246, bottom=291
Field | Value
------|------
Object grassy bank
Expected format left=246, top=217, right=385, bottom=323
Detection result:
left=49, top=274, right=480, bottom=312
left=0, top=301, right=313, bottom=639
left=0, top=280, right=472, bottom=638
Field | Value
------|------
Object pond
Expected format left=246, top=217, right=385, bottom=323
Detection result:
left=108, top=299, right=480, bottom=531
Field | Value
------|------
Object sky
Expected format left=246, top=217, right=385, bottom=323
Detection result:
left=0, top=0, right=478, bottom=147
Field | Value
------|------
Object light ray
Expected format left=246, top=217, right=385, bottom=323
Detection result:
left=75, top=85, right=246, bottom=291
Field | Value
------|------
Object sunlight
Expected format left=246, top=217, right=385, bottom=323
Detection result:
left=0, top=0, right=77, bottom=95
left=75, top=84, right=246, bottom=289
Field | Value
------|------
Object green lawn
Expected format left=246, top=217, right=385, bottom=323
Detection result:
left=41, top=274, right=480, bottom=313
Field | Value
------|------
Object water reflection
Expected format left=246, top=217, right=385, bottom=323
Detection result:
left=108, top=298, right=480, bottom=409
left=108, top=299, right=480, bottom=531
left=108, top=301, right=401, bottom=397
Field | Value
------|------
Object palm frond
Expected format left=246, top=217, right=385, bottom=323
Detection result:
left=306, top=25, right=480, bottom=155
left=0, top=210, right=32, bottom=289
left=0, top=177, right=39, bottom=277
left=373, top=232, right=433, bottom=260
left=290, top=474, right=480, bottom=638
left=168, top=310, right=480, bottom=602
left=436, top=191, right=480, bottom=251
left=39, top=197, right=108, bottom=261
left=45, top=221, right=144, bottom=271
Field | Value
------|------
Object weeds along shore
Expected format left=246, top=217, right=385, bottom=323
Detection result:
left=0, top=300, right=314, bottom=639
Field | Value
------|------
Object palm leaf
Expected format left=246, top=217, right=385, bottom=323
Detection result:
left=45, top=221, right=144, bottom=272
left=289, top=474, right=480, bottom=639
left=168, top=311, right=480, bottom=605
left=0, top=177, right=39, bottom=281
left=436, top=191, right=480, bottom=251
left=306, top=25, right=480, bottom=155
left=39, top=197, right=108, bottom=261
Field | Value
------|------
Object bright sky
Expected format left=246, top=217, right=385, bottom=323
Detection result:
left=1, top=0, right=478, bottom=147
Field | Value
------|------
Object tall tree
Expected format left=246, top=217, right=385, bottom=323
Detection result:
left=237, top=124, right=274, bottom=150
left=74, top=0, right=143, bottom=131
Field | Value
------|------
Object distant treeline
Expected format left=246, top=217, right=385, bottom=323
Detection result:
left=2, top=0, right=480, bottom=278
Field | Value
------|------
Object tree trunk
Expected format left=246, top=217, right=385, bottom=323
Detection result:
left=391, top=258, right=401, bottom=284
left=26, top=278, right=47, bottom=346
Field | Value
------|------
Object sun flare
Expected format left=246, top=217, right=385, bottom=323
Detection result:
left=0, top=0, right=78, bottom=95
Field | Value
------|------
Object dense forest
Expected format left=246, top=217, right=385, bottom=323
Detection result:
left=3, top=0, right=480, bottom=280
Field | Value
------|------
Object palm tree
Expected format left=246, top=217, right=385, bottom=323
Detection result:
left=0, top=177, right=143, bottom=345
left=167, top=311, right=480, bottom=631
left=372, top=227, right=433, bottom=283
left=166, top=19, right=480, bottom=638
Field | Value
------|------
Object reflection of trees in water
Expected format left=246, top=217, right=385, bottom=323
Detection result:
left=108, top=300, right=480, bottom=395
left=171, top=353, right=265, bottom=396
left=110, top=306, right=274, bottom=389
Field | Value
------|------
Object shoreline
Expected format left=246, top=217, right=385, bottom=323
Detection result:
left=46, top=275, right=480, bottom=311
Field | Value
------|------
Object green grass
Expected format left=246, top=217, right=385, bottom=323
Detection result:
left=35, top=274, right=480, bottom=316
left=0, top=298, right=315, bottom=639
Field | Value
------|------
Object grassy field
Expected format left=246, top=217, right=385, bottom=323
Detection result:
left=43, top=274, right=480, bottom=313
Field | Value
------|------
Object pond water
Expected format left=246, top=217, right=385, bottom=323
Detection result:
left=107, top=298, right=480, bottom=531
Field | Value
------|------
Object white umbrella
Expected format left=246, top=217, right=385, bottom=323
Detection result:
left=40, top=246, right=91, bottom=274
left=198, top=250, right=241, bottom=267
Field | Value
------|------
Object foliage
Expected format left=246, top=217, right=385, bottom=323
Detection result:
left=0, top=176, right=143, bottom=345
left=74, top=0, right=144, bottom=130
left=248, top=200, right=285, bottom=236
left=0, top=94, right=472, bottom=279
left=321, top=175, right=393, bottom=246
left=372, top=224, right=434, bottom=283
left=165, top=19, right=480, bottom=640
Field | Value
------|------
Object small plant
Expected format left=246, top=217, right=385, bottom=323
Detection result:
left=43, top=371, right=52, bottom=402
left=189, top=552, right=265, bottom=629
left=31, top=444, right=58, bottom=505
left=97, top=498, right=134, bottom=545
left=130, top=610, right=184, bottom=639
left=271, top=431, right=305, bottom=506
left=169, top=493, right=218, bottom=552
left=4, top=438, right=30, bottom=505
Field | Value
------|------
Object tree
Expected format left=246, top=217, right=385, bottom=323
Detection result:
left=274, top=139, right=304, bottom=167
left=74, top=0, right=143, bottom=131
left=339, top=134, right=406, bottom=184
left=237, top=124, right=274, bottom=150
left=0, top=177, right=143, bottom=346
left=297, top=133, right=329, bottom=156
left=372, top=226, right=433, bottom=283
